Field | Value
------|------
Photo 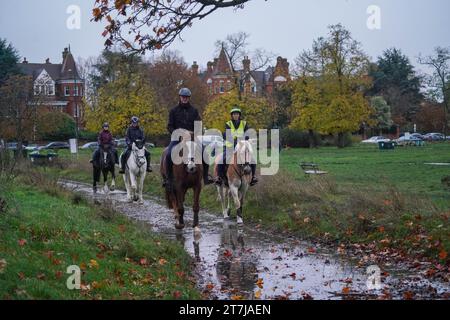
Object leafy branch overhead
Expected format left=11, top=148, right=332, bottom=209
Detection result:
left=92, top=0, right=261, bottom=54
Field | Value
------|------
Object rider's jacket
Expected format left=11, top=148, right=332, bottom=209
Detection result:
left=125, top=126, right=145, bottom=147
left=167, top=102, right=201, bottom=134
left=225, top=120, right=248, bottom=148
left=98, top=130, right=113, bottom=147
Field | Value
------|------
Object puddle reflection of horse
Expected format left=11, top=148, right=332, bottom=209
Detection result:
left=160, top=130, right=203, bottom=233
left=214, top=140, right=254, bottom=224
left=92, top=144, right=116, bottom=194
left=216, top=221, right=258, bottom=296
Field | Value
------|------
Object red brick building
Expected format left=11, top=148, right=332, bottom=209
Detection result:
left=18, top=47, right=84, bottom=128
left=196, top=47, right=291, bottom=100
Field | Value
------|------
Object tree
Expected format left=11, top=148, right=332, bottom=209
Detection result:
left=0, top=38, right=22, bottom=86
left=0, top=75, right=36, bottom=153
left=145, top=50, right=208, bottom=114
left=92, top=0, right=254, bottom=54
left=415, top=101, right=446, bottom=133
left=214, top=32, right=274, bottom=72
left=292, top=24, right=373, bottom=148
left=37, top=112, right=76, bottom=141
left=418, top=47, right=450, bottom=136
left=203, top=90, right=271, bottom=131
left=369, top=48, right=423, bottom=126
left=84, top=71, right=166, bottom=138
left=370, top=96, right=393, bottom=135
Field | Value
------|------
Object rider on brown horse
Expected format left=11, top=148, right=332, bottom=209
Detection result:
left=162, top=88, right=214, bottom=189
left=215, top=107, right=258, bottom=187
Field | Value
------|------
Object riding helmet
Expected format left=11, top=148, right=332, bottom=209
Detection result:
left=179, top=87, right=192, bottom=97
left=230, top=106, right=242, bottom=115
left=131, top=116, right=139, bottom=124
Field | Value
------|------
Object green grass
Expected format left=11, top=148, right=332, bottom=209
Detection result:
left=0, top=175, right=200, bottom=300
left=42, top=142, right=450, bottom=262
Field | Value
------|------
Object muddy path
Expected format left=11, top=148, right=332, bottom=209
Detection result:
left=60, top=180, right=449, bottom=300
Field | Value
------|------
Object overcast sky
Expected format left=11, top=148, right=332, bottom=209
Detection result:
left=1, top=0, right=449, bottom=73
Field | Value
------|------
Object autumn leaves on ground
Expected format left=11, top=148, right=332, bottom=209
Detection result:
left=0, top=168, right=200, bottom=299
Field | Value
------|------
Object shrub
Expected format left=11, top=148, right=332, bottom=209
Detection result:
left=280, top=128, right=321, bottom=148
left=37, top=112, right=76, bottom=141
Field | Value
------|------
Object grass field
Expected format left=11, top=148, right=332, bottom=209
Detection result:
left=0, top=172, right=200, bottom=300
left=41, top=142, right=450, bottom=262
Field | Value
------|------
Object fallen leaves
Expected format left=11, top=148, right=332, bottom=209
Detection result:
left=18, top=239, right=27, bottom=247
left=256, top=278, right=264, bottom=289
left=254, top=290, right=262, bottom=299
left=438, top=250, right=447, bottom=260
left=231, top=295, right=244, bottom=300
left=158, top=258, right=167, bottom=266
left=342, top=287, right=351, bottom=294
left=223, top=250, right=233, bottom=258
left=88, top=259, right=99, bottom=269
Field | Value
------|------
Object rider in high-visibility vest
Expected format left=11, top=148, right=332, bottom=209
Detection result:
left=215, top=107, right=258, bottom=186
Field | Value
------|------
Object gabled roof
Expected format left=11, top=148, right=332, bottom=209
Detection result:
left=215, top=47, right=233, bottom=75
left=19, top=63, right=63, bottom=81
left=60, top=51, right=82, bottom=80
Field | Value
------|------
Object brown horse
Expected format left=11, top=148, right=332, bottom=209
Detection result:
left=214, top=140, right=253, bottom=224
left=160, top=132, right=203, bottom=231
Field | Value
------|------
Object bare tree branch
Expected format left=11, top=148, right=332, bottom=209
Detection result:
left=92, top=0, right=258, bottom=54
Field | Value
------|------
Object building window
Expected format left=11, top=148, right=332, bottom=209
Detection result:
left=47, top=85, right=54, bottom=95
left=65, top=86, right=70, bottom=96
left=220, top=81, right=224, bottom=93
left=74, top=86, right=79, bottom=96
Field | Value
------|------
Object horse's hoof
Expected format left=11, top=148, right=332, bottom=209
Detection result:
left=110, top=186, right=115, bottom=192
left=93, top=188, right=97, bottom=194
left=127, top=198, right=133, bottom=203
left=175, top=223, right=185, bottom=230
left=138, top=200, right=144, bottom=205
left=237, top=216, right=243, bottom=225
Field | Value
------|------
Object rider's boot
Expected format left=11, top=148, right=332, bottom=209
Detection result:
left=145, top=152, right=152, bottom=173
left=119, top=155, right=126, bottom=174
left=250, top=164, right=258, bottom=186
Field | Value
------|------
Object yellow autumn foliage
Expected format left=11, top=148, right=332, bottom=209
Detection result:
left=85, top=72, right=166, bottom=137
left=203, top=90, right=272, bottom=131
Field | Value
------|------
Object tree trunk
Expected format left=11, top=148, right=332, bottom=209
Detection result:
left=308, top=129, right=316, bottom=148
left=337, top=132, right=344, bottom=148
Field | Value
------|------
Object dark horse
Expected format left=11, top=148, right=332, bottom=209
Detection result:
left=160, top=132, right=203, bottom=231
left=92, top=144, right=116, bottom=194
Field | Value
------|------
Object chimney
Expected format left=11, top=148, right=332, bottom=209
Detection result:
left=243, top=56, right=251, bottom=74
left=207, top=61, right=213, bottom=73
left=22, top=57, right=28, bottom=64
left=191, top=61, right=199, bottom=75
left=62, top=47, right=69, bottom=61
left=45, top=58, right=51, bottom=64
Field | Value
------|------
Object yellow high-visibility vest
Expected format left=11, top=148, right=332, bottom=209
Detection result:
left=225, top=120, right=246, bottom=148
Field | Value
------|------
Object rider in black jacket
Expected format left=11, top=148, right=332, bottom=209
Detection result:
left=119, top=116, right=152, bottom=174
left=163, top=88, right=213, bottom=188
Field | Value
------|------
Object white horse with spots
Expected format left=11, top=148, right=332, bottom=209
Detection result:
left=215, top=140, right=254, bottom=224
left=122, top=140, right=147, bottom=204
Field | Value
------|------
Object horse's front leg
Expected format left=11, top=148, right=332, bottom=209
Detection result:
left=103, top=170, right=109, bottom=195
left=217, top=185, right=229, bottom=219
left=236, top=183, right=248, bottom=225
left=123, top=172, right=132, bottom=202
left=175, top=189, right=185, bottom=230
left=138, top=170, right=146, bottom=204
left=129, top=170, right=138, bottom=201
left=110, top=168, right=116, bottom=192
left=193, top=184, right=201, bottom=230
left=229, top=182, right=242, bottom=223
left=93, top=167, right=99, bottom=194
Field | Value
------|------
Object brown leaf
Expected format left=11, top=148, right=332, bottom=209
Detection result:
left=439, top=250, right=448, bottom=260
left=173, top=291, right=182, bottom=299
left=231, top=295, right=244, bottom=300
left=55, top=271, right=63, bottom=279
left=342, top=287, right=351, bottom=294
left=18, top=239, right=27, bottom=247
left=158, top=258, right=167, bottom=266
left=256, top=278, right=264, bottom=289
left=254, top=290, right=262, bottom=299
left=139, top=258, right=148, bottom=266
left=403, top=291, right=415, bottom=300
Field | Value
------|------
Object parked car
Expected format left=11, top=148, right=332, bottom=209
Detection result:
left=6, top=142, right=18, bottom=150
left=145, top=142, right=155, bottom=148
left=423, top=133, right=445, bottom=141
left=39, top=142, right=70, bottom=150
left=80, top=142, right=99, bottom=150
left=24, top=144, right=39, bottom=151
left=201, top=135, right=224, bottom=147
left=115, top=139, right=127, bottom=148
left=361, top=136, right=391, bottom=144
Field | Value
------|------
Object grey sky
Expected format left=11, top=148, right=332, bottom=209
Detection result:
left=1, top=0, right=448, bottom=73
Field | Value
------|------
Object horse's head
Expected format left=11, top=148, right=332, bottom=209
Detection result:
left=133, top=139, right=145, bottom=150
left=184, top=141, right=197, bottom=174
left=132, top=140, right=146, bottom=167
left=235, top=140, right=253, bottom=175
